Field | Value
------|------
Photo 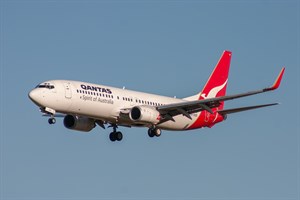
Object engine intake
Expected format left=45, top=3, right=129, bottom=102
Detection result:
left=130, top=106, right=160, bottom=124
left=63, top=115, right=95, bottom=132
left=130, top=107, right=142, bottom=120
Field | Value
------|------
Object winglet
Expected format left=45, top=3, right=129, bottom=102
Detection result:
left=264, top=67, right=285, bottom=91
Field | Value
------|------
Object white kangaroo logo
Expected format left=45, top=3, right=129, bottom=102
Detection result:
left=200, top=79, right=228, bottom=99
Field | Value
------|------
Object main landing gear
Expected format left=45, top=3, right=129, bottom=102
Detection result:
left=109, top=124, right=123, bottom=142
left=108, top=126, right=161, bottom=142
left=108, top=125, right=161, bottom=141
left=148, top=127, right=161, bottom=138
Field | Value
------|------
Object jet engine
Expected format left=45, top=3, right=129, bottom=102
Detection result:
left=63, top=115, right=96, bottom=132
left=129, top=106, right=160, bottom=124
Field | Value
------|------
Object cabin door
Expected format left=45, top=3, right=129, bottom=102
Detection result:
left=64, top=82, right=72, bottom=99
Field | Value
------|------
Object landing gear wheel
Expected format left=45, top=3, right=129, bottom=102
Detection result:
left=48, top=118, right=56, bottom=124
left=148, top=128, right=161, bottom=138
left=109, top=132, right=116, bottom=142
left=154, top=128, right=161, bottom=137
left=108, top=124, right=123, bottom=142
left=148, top=129, right=155, bottom=137
left=116, top=132, right=123, bottom=141
left=109, top=131, right=123, bottom=142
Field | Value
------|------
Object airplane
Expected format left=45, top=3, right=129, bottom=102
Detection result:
left=28, top=51, right=285, bottom=142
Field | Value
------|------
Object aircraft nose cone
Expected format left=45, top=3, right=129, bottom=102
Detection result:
left=28, top=90, right=36, bottom=101
left=28, top=89, right=40, bottom=105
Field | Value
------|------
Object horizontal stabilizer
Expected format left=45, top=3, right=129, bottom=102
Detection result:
left=218, top=103, right=279, bottom=115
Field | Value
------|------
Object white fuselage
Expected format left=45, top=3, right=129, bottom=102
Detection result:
left=29, top=80, right=202, bottom=130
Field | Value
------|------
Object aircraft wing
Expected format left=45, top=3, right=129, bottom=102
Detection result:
left=157, top=67, right=285, bottom=121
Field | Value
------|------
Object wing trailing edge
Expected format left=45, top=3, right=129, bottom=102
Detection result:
left=218, top=103, right=279, bottom=115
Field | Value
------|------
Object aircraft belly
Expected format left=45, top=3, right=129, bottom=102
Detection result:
left=158, top=114, right=198, bottom=131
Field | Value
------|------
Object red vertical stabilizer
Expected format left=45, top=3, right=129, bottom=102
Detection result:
left=188, top=51, right=232, bottom=129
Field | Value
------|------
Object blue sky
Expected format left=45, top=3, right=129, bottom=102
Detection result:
left=1, top=1, right=299, bottom=200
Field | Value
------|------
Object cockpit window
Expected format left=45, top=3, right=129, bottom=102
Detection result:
left=36, top=83, right=55, bottom=89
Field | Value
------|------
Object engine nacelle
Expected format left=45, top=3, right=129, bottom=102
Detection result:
left=129, top=106, right=160, bottom=124
left=63, top=115, right=96, bottom=132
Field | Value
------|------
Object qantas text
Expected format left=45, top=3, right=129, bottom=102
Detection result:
left=80, top=84, right=112, bottom=94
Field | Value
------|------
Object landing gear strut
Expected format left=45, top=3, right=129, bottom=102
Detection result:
left=44, top=107, right=56, bottom=124
left=109, top=124, right=123, bottom=142
left=148, top=127, right=161, bottom=138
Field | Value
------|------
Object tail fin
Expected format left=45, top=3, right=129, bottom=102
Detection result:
left=199, top=51, right=231, bottom=99
left=184, top=51, right=232, bottom=104
left=197, top=50, right=231, bottom=109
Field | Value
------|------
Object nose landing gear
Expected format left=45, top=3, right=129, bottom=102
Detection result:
left=48, top=117, right=56, bottom=124
left=42, top=107, right=57, bottom=125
